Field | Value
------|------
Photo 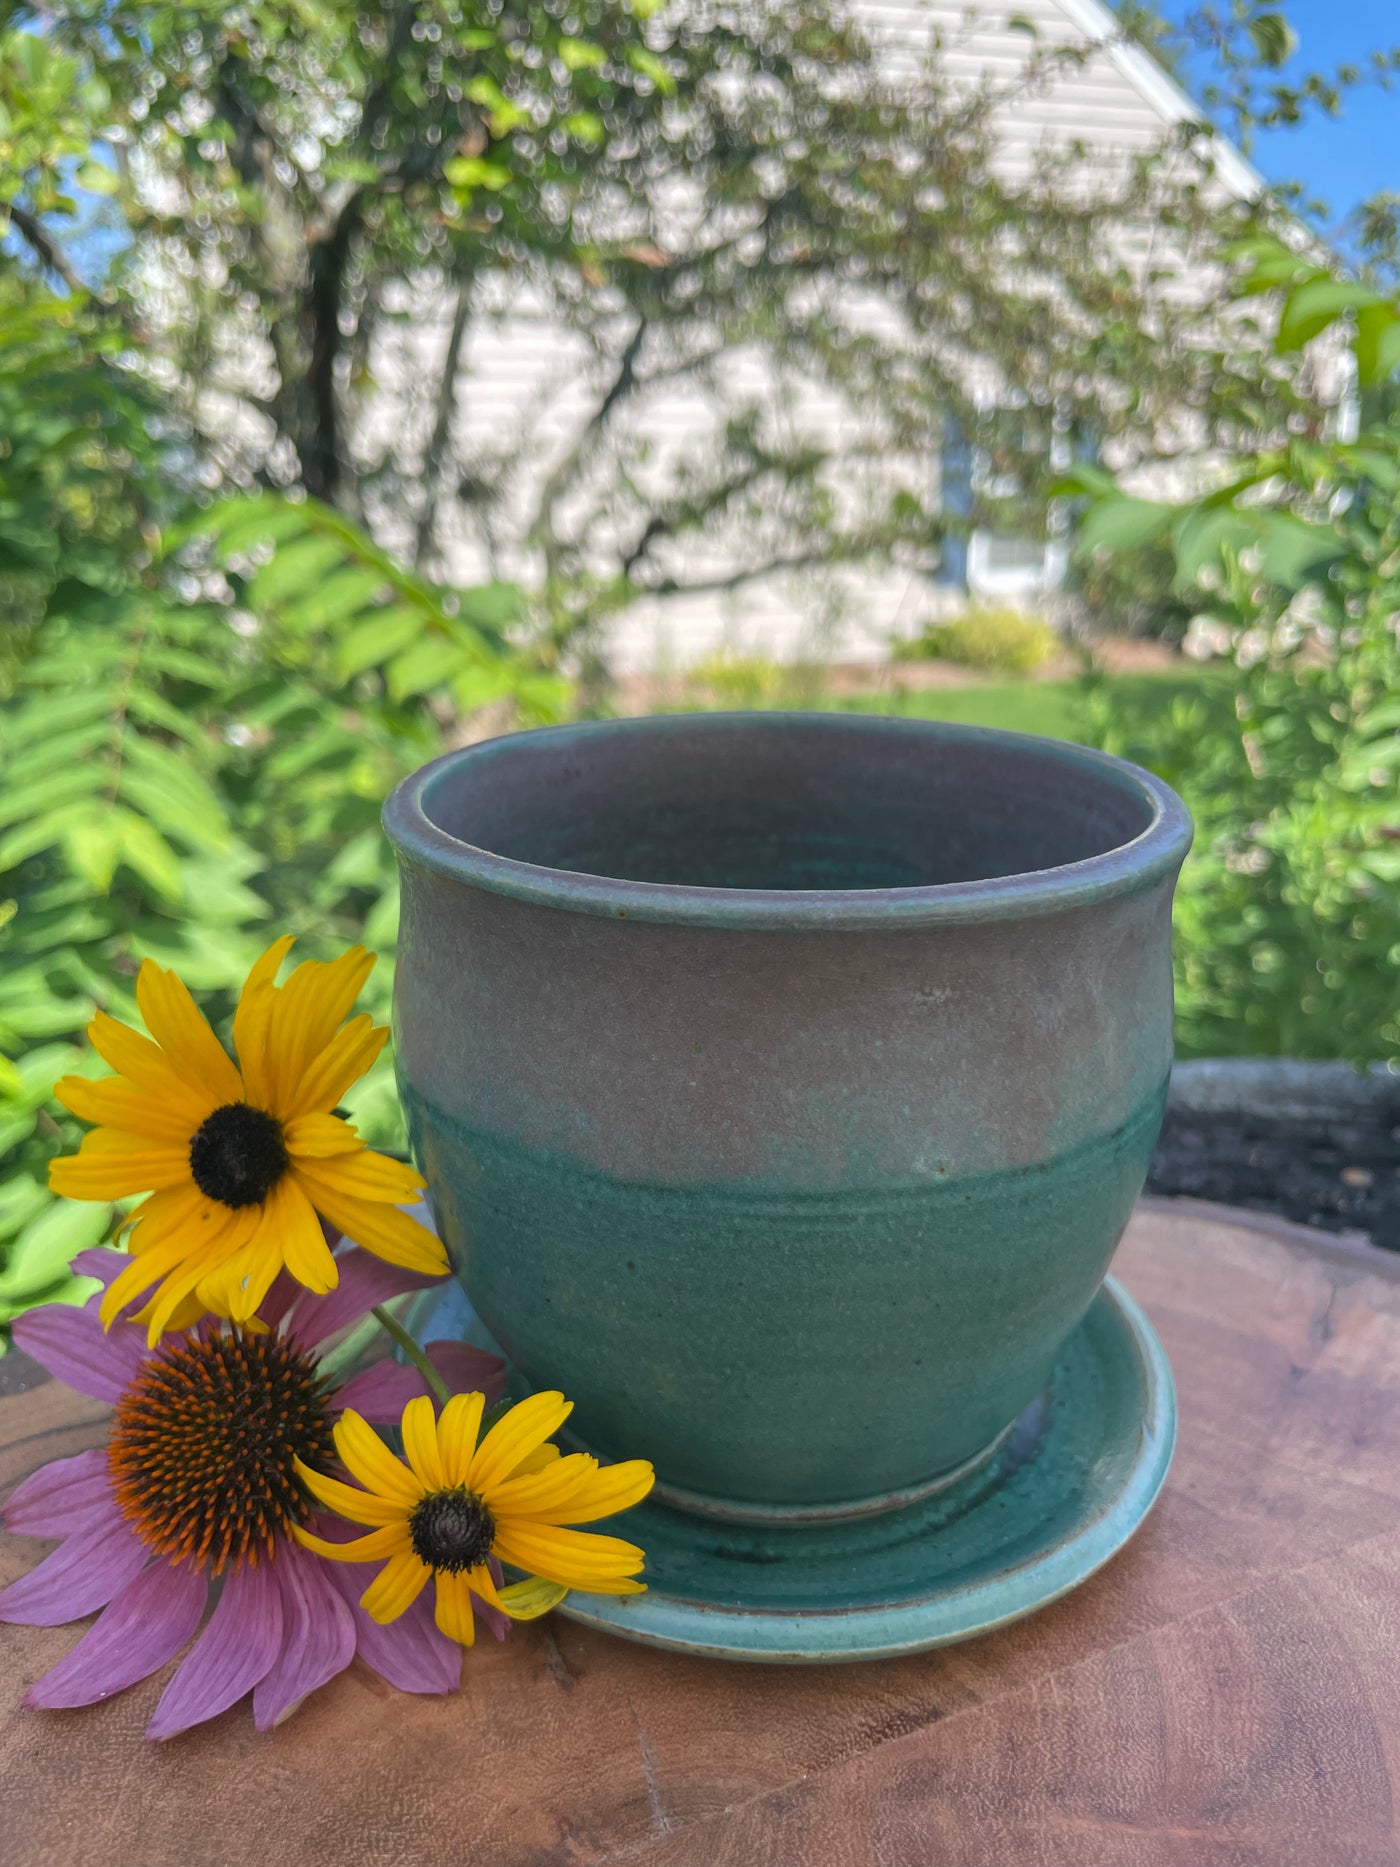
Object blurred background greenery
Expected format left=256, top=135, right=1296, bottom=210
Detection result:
left=1, top=0, right=1398, bottom=1336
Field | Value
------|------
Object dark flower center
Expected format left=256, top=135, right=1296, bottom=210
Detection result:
left=410, top=1488, right=496, bottom=1574
left=108, top=1329, right=336, bottom=1572
left=189, top=1102, right=289, bottom=1208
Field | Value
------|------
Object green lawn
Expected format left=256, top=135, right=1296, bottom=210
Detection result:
left=832, top=669, right=1231, bottom=746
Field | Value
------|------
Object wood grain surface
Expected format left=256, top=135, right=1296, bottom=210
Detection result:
left=4, top=1198, right=1400, bottom=1867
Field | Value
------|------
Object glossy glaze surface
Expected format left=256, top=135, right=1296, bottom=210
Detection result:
left=386, top=714, right=1190, bottom=1513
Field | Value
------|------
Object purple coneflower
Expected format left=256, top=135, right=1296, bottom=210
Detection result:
left=0, top=1233, right=505, bottom=1738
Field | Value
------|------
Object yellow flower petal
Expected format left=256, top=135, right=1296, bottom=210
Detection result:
left=49, top=1131, right=194, bottom=1201
left=289, top=1177, right=447, bottom=1275
left=401, top=1394, right=447, bottom=1491
left=466, top=1562, right=505, bottom=1611
left=490, top=1521, right=647, bottom=1594
left=506, top=1442, right=563, bottom=1481
left=334, top=1410, right=422, bottom=1508
left=264, top=1174, right=339, bottom=1295
left=232, top=935, right=294, bottom=1110
left=130, top=1288, right=208, bottom=1335
left=140, top=1208, right=259, bottom=1343
left=484, top=1454, right=602, bottom=1521
left=282, top=1112, right=363, bottom=1158
left=86, top=1009, right=195, bottom=1103
left=497, top=1577, right=570, bottom=1621
left=503, top=1458, right=656, bottom=1527
left=293, top=1146, right=424, bottom=1205
left=437, top=1392, right=486, bottom=1487
left=264, top=947, right=376, bottom=1116
left=360, top=1549, right=432, bottom=1625
left=135, top=959, right=246, bottom=1104
left=125, top=1179, right=218, bottom=1254
left=469, top=1392, right=573, bottom=1496
left=433, top=1570, right=476, bottom=1646
left=293, top=1522, right=413, bottom=1563
left=293, top=1460, right=409, bottom=1527
left=53, top=1074, right=201, bottom=1145
left=99, top=1202, right=243, bottom=1334
left=199, top=1219, right=285, bottom=1324
left=281, top=1015, right=388, bottom=1121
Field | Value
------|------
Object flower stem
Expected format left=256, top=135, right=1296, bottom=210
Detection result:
left=371, top=1303, right=453, bottom=1409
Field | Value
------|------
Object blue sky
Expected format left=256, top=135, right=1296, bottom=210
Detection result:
left=1154, top=1, right=1399, bottom=232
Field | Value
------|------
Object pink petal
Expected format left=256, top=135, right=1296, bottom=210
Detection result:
left=69, top=1248, right=130, bottom=1288
left=145, top=1557, right=284, bottom=1740
left=331, top=1357, right=427, bottom=1423
left=251, top=1542, right=356, bottom=1731
left=287, top=1238, right=446, bottom=1351
left=0, top=1512, right=149, bottom=1626
left=11, top=1302, right=149, bottom=1404
left=24, top=1560, right=207, bottom=1711
left=427, top=1341, right=507, bottom=1405
left=478, top=1558, right=509, bottom=1645
left=332, top=1341, right=505, bottom=1423
left=318, top=1550, right=460, bottom=1695
left=256, top=1268, right=305, bottom=1333
left=3, top=1450, right=113, bottom=1538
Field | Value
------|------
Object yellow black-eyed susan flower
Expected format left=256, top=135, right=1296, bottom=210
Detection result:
left=51, top=937, right=447, bottom=1341
left=294, top=1391, right=654, bottom=1645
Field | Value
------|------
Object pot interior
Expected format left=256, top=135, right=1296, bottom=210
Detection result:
left=419, top=715, right=1156, bottom=892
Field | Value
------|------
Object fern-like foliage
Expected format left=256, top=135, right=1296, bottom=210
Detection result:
left=0, top=304, right=567, bottom=1344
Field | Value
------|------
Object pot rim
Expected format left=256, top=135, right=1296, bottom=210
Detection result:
left=382, top=712, right=1193, bottom=930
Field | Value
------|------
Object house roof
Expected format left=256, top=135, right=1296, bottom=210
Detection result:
left=1049, top=0, right=1264, bottom=199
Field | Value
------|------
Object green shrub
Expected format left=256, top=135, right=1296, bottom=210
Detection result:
left=685, top=653, right=828, bottom=710
left=900, top=607, right=1060, bottom=675
left=1068, top=235, right=1400, bottom=1064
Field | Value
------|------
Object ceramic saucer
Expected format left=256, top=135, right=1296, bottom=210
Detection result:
left=407, top=1276, right=1174, bottom=1664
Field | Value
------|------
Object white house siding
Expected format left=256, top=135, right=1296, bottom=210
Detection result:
left=360, top=0, right=1259, bottom=674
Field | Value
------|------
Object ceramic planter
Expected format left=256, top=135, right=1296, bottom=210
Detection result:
left=384, top=713, right=1191, bottom=1525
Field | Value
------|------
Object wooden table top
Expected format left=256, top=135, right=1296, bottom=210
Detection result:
left=5, top=1198, right=1400, bottom=1867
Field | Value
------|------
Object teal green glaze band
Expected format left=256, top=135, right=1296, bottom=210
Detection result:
left=384, top=714, right=1191, bottom=1522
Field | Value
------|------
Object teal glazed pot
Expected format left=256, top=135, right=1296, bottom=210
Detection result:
left=384, top=713, right=1191, bottom=1520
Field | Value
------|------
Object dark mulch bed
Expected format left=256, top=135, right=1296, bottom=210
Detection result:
left=1148, top=1109, right=1400, bottom=1252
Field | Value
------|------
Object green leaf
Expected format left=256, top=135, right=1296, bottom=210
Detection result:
left=561, top=111, right=606, bottom=146
left=0, top=762, right=104, bottom=832
left=461, top=582, right=526, bottom=634
left=0, top=1199, right=113, bottom=1301
left=247, top=535, right=347, bottom=611
left=1354, top=303, right=1400, bottom=387
left=386, top=635, right=466, bottom=700
left=76, top=160, right=120, bottom=195
left=625, top=45, right=676, bottom=93
left=142, top=646, right=229, bottom=687
left=1076, top=497, right=1175, bottom=556
left=117, top=809, right=184, bottom=900
left=1357, top=701, right=1400, bottom=738
left=558, top=36, right=608, bottom=69
left=0, top=1176, right=50, bottom=1241
left=334, top=608, right=426, bottom=681
left=0, top=720, right=111, bottom=779
left=61, top=811, right=123, bottom=892
left=464, top=76, right=531, bottom=134
left=276, top=566, right=390, bottom=632
left=444, top=157, right=513, bottom=193
left=180, top=495, right=309, bottom=558
left=0, top=690, right=111, bottom=749
left=1276, top=279, right=1385, bottom=355
left=1246, top=12, right=1298, bottom=68
left=1252, top=512, right=1348, bottom=587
